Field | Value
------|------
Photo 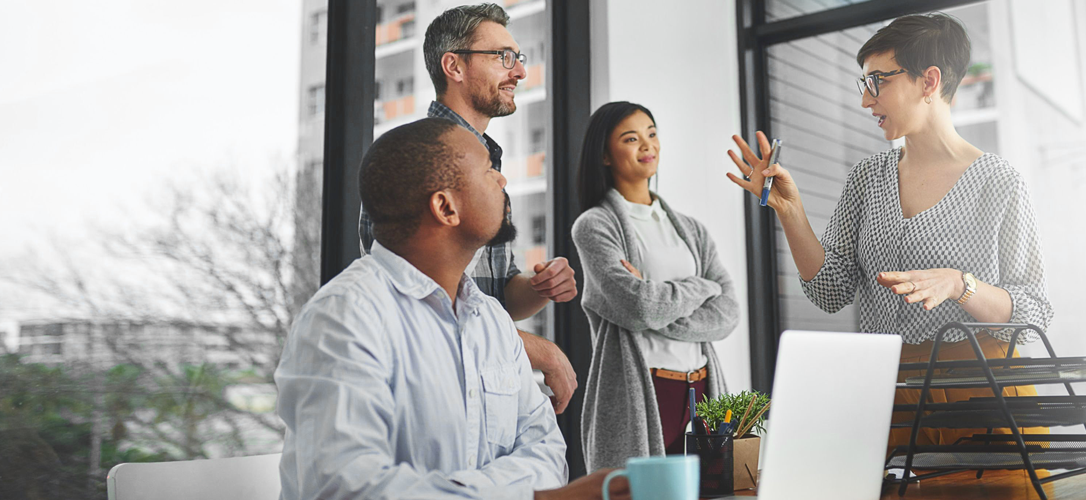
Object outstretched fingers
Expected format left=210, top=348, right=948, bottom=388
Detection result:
left=731, top=134, right=763, bottom=169
left=756, top=130, right=772, bottom=157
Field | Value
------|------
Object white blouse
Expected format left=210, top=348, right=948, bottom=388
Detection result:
left=622, top=197, right=708, bottom=372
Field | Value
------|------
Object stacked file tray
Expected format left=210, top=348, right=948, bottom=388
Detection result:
left=884, top=322, right=1086, bottom=500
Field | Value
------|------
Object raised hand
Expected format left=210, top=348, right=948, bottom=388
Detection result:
left=725, top=131, right=801, bottom=213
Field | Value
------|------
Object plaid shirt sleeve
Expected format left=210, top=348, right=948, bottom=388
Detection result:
left=358, top=206, right=374, bottom=256
left=505, top=246, right=520, bottom=279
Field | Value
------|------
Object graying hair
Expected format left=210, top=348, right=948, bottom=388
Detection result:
left=423, top=3, right=509, bottom=95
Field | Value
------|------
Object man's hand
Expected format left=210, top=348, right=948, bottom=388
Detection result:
left=534, top=468, right=630, bottom=500
left=531, top=257, right=578, bottom=303
left=519, top=330, right=578, bottom=414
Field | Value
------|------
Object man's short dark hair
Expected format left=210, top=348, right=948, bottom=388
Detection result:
left=856, top=13, right=971, bottom=103
left=359, top=118, right=464, bottom=247
left=423, top=3, right=509, bottom=96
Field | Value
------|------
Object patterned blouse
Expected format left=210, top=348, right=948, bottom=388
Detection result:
left=800, top=148, right=1053, bottom=345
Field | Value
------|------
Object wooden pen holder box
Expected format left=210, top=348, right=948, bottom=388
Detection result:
left=732, top=435, right=760, bottom=490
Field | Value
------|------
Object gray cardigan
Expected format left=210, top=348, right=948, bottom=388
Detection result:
left=571, top=189, right=741, bottom=471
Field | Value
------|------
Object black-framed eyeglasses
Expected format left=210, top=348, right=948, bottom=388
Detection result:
left=856, top=68, right=907, bottom=97
left=449, top=49, right=527, bottom=70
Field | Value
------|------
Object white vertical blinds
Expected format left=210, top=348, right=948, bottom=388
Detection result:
left=766, top=24, right=890, bottom=332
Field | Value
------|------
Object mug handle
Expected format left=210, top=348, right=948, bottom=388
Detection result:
left=602, top=469, right=628, bottom=500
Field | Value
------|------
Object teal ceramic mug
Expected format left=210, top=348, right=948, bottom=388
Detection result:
left=602, top=455, right=699, bottom=500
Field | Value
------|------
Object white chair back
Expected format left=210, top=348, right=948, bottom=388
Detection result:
left=107, top=453, right=281, bottom=500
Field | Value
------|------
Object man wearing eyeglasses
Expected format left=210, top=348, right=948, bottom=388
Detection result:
left=359, top=3, right=580, bottom=417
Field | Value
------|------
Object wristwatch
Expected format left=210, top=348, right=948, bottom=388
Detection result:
left=957, top=272, right=977, bottom=305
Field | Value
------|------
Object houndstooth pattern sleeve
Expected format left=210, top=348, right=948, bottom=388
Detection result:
left=990, top=168, right=1053, bottom=341
left=800, top=154, right=873, bottom=313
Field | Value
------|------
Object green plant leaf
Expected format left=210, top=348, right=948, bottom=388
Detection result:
left=694, top=390, right=770, bottom=436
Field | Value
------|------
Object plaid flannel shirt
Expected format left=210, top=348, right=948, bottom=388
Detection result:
left=358, top=100, right=520, bottom=307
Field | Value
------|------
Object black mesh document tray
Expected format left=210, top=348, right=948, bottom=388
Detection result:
left=886, top=322, right=1086, bottom=500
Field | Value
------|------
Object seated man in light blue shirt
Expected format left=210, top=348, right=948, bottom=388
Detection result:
left=276, top=118, right=627, bottom=500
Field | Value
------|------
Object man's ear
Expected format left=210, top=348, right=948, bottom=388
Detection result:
left=922, top=65, right=942, bottom=100
left=429, top=190, right=461, bottom=228
left=442, top=53, right=466, bottom=86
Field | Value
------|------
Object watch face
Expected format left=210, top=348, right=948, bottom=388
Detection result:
left=964, top=273, right=977, bottom=288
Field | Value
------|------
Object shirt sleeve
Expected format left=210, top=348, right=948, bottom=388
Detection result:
left=572, top=211, right=722, bottom=333
left=505, top=243, right=521, bottom=279
left=448, top=314, right=568, bottom=495
left=991, top=173, right=1054, bottom=342
left=800, top=158, right=869, bottom=313
left=275, top=295, right=518, bottom=500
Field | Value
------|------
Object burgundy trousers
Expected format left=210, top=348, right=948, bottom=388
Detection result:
left=651, top=371, right=708, bottom=455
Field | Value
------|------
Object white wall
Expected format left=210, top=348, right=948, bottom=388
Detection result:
left=590, top=0, right=751, bottom=392
left=989, top=0, right=1086, bottom=392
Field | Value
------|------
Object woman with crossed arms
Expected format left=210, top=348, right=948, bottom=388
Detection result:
left=573, top=101, right=741, bottom=470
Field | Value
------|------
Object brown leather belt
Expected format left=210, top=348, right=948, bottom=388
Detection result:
left=651, top=366, right=708, bottom=383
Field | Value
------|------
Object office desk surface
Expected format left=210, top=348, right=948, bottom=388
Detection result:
left=726, top=470, right=1086, bottom=499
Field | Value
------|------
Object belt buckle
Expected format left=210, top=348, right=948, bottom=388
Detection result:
left=686, top=370, right=696, bottom=383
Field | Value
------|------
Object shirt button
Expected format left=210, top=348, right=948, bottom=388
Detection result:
left=468, top=455, right=476, bottom=467
left=468, top=389, right=477, bottom=398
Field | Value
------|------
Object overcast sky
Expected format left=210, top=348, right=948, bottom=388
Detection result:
left=0, top=1, right=302, bottom=260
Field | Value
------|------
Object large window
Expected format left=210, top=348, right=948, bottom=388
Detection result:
left=0, top=2, right=325, bottom=498
left=765, top=0, right=869, bottom=22
left=369, top=0, right=554, bottom=337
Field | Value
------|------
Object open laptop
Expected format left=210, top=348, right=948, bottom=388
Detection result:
left=722, top=330, right=901, bottom=500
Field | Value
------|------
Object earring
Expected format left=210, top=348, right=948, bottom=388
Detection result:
left=925, top=95, right=933, bottom=104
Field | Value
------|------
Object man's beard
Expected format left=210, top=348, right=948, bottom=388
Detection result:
left=471, top=83, right=516, bottom=118
left=486, top=193, right=518, bottom=246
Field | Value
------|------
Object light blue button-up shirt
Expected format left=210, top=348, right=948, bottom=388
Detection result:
left=275, top=241, right=567, bottom=500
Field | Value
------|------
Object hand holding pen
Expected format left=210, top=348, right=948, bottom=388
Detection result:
left=725, top=131, right=802, bottom=214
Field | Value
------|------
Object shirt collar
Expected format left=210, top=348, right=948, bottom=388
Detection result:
left=621, top=195, right=666, bottom=222
left=428, top=100, right=489, bottom=149
left=370, top=240, right=486, bottom=314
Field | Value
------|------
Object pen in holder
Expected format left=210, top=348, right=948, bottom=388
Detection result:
left=685, top=431, right=734, bottom=497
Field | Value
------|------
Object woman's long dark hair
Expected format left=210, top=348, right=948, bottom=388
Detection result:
left=577, top=101, right=655, bottom=213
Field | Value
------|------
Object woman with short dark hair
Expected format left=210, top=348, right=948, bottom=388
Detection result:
left=573, top=102, right=741, bottom=470
left=727, top=13, right=1053, bottom=450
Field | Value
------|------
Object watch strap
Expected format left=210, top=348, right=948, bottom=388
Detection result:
left=957, top=272, right=977, bottom=305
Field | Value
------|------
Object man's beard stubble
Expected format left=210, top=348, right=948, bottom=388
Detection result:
left=471, top=83, right=517, bottom=118
left=486, top=193, right=518, bottom=247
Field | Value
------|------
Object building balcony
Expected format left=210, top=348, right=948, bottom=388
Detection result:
left=375, top=94, right=416, bottom=125
left=522, top=63, right=545, bottom=91
left=376, top=13, right=416, bottom=46
left=503, top=151, right=546, bottom=182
